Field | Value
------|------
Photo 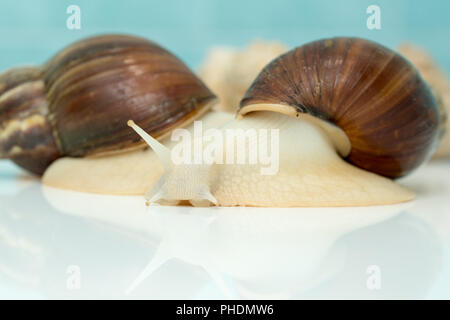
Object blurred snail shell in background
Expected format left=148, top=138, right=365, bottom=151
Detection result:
left=198, top=40, right=287, bottom=113
left=0, top=34, right=217, bottom=175
left=398, top=43, right=450, bottom=158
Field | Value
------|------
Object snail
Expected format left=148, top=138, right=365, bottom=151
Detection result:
left=125, top=37, right=441, bottom=207
left=0, top=34, right=219, bottom=176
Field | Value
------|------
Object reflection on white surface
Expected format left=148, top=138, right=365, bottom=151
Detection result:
left=0, top=160, right=449, bottom=299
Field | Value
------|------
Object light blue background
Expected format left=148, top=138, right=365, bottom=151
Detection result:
left=0, top=0, right=450, bottom=300
left=0, top=0, right=449, bottom=72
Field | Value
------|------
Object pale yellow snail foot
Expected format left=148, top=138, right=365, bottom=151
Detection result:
left=128, top=111, right=414, bottom=207
left=42, top=111, right=233, bottom=196
left=42, top=148, right=163, bottom=195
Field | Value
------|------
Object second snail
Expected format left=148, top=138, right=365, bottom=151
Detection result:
left=0, top=35, right=445, bottom=207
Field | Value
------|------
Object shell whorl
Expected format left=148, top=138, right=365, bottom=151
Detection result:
left=0, top=67, right=61, bottom=175
left=43, top=34, right=217, bottom=157
left=239, top=37, right=441, bottom=178
left=0, top=34, right=217, bottom=175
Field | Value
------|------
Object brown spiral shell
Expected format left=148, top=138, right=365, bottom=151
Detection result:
left=239, top=37, right=441, bottom=178
left=0, top=67, right=60, bottom=175
left=0, top=34, right=216, bottom=175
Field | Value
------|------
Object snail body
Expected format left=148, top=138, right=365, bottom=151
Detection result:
left=0, top=34, right=216, bottom=175
left=128, top=111, right=414, bottom=206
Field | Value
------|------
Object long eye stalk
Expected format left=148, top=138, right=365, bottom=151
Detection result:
left=127, top=120, right=217, bottom=207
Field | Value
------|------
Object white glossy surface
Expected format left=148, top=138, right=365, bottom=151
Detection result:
left=0, top=159, right=449, bottom=299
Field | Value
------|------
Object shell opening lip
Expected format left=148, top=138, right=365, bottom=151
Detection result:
left=237, top=103, right=351, bottom=157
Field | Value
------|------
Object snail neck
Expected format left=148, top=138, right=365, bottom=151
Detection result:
left=237, top=103, right=351, bottom=157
